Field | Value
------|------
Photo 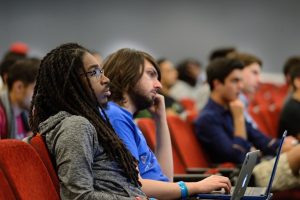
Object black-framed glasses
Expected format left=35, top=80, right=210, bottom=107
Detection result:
left=81, top=67, right=104, bottom=80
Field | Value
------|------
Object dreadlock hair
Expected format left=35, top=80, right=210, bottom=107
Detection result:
left=102, top=48, right=161, bottom=106
left=29, top=43, right=140, bottom=186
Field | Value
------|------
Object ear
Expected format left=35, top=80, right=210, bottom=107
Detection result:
left=213, top=79, right=222, bottom=89
left=3, top=73, right=8, bottom=84
left=294, top=77, right=300, bottom=90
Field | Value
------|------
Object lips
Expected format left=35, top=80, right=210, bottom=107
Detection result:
left=151, top=89, right=158, bottom=95
left=104, top=88, right=111, bottom=97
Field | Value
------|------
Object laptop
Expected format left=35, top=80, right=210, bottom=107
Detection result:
left=195, top=130, right=287, bottom=200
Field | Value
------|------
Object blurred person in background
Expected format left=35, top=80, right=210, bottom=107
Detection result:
left=157, top=58, right=185, bottom=116
left=279, top=64, right=300, bottom=140
left=0, top=42, right=29, bottom=90
left=0, top=58, right=39, bottom=139
left=282, top=56, right=300, bottom=104
left=170, top=58, right=210, bottom=111
left=195, top=57, right=300, bottom=191
left=227, top=52, right=263, bottom=129
left=209, top=47, right=237, bottom=62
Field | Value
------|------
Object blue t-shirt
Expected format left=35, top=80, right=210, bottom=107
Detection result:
left=105, top=102, right=169, bottom=182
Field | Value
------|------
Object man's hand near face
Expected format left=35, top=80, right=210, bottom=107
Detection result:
left=229, top=99, right=247, bottom=139
left=147, top=93, right=173, bottom=180
left=148, top=94, right=166, bottom=120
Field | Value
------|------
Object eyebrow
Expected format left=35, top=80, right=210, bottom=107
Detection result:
left=87, top=64, right=100, bottom=71
left=231, top=77, right=242, bottom=82
left=147, top=68, right=158, bottom=75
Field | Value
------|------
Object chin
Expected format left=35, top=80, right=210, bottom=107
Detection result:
left=100, top=102, right=108, bottom=109
left=99, top=98, right=108, bottom=108
left=230, top=96, right=239, bottom=101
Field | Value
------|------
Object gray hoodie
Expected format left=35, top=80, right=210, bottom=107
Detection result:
left=39, top=111, right=146, bottom=200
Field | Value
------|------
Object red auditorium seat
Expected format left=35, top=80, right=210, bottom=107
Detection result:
left=0, top=140, right=59, bottom=200
left=0, top=168, right=15, bottom=200
left=166, top=115, right=236, bottom=172
left=30, top=134, right=60, bottom=194
left=167, top=115, right=210, bottom=168
left=272, top=189, right=300, bottom=200
left=136, top=118, right=186, bottom=174
left=180, top=98, right=197, bottom=112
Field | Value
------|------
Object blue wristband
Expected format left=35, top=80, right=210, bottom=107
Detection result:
left=177, top=181, right=188, bottom=199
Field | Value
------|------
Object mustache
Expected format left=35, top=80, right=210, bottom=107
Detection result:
left=152, top=88, right=160, bottom=94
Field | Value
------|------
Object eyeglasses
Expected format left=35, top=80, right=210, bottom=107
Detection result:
left=81, top=67, right=104, bottom=80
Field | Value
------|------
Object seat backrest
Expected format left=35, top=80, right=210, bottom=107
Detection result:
left=167, top=115, right=210, bottom=168
left=136, top=118, right=186, bottom=174
left=136, top=118, right=156, bottom=151
left=0, top=168, right=15, bottom=200
left=180, top=98, right=197, bottom=112
left=0, top=139, right=60, bottom=200
left=30, top=134, right=60, bottom=194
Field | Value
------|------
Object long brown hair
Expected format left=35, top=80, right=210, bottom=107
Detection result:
left=103, top=48, right=160, bottom=105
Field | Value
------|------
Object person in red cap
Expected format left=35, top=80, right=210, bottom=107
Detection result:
left=9, top=42, right=29, bottom=55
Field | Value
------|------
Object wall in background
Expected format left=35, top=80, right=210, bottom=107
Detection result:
left=1, top=0, right=300, bottom=73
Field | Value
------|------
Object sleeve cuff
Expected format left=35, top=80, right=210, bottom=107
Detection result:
left=232, top=136, right=252, bottom=153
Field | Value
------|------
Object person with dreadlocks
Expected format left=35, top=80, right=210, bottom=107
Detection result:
left=103, top=48, right=231, bottom=199
left=29, top=43, right=146, bottom=199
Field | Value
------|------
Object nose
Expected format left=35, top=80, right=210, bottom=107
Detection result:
left=101, top=74, right=110, bottom=85
left=238, top=80, right=244, bottom=90
left=257, top=75, right=261, bottom=83
left=174, top=70, right=178, bottom=79
left=154, top=79, right=162, bottom=89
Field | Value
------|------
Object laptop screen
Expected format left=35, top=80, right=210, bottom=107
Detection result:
left=264, top=130, right=287, bottom=195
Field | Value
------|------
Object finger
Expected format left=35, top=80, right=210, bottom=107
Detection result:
left=221, top=177, right=232, bottom=190
left=215, top=177, right=231, bottom=192
left=221, top=177, right=231, bottom=188
left=219, top=183, right=231, bottom=194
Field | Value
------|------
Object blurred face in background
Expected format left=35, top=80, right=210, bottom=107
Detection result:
left=20, top=82, right=35, bottom=111
left=242, top=62, right=261, bottom=94
left=188, top=63, right=202, bottom=81
left=215, top=69, right=244, bottom=103
left=159, top=60, right=178, bottom=89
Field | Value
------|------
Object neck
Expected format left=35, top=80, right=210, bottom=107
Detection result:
left=293, top=90, right=300, bottom=102
left=241, top=90, right=255, bottom=101
left=120, top=93, right=136, bottom=114
left=210, top=91, right=227, bottom=107
left=9, top=92, right=23, bottom=116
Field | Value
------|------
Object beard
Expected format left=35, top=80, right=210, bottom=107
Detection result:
left=129, top=85, right=154, bottom=112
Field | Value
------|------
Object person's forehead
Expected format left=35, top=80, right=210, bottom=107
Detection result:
left=227, top=69, right=242, bottom=78
left=83, top=52, right=100, bottom=70
left=245, top=62, right=261, bottom=70
left=162, top=61, right=174, bottom=69
left=144, top=59, right=156, bottom=71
